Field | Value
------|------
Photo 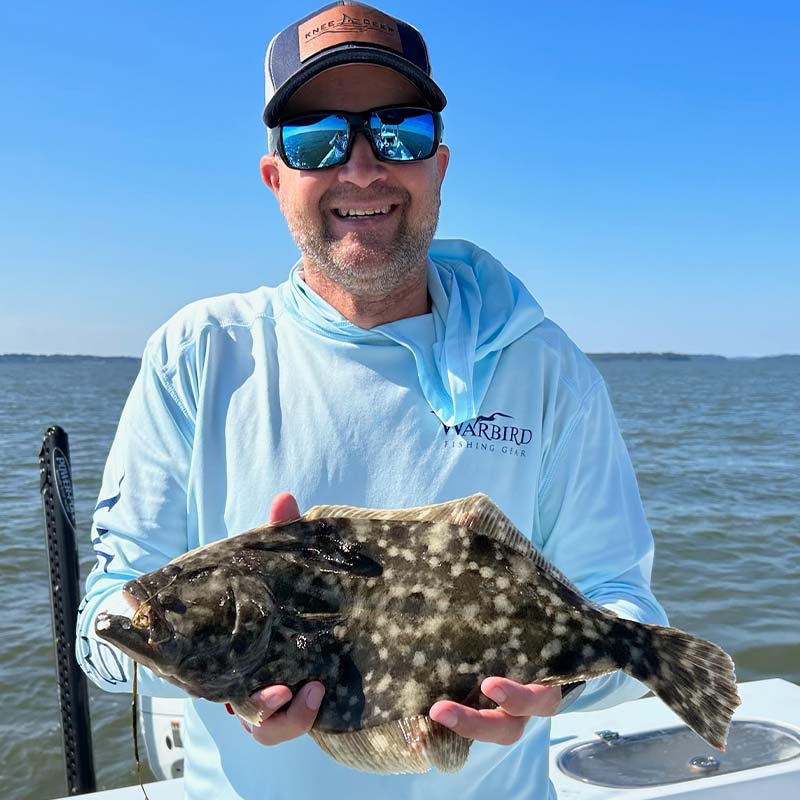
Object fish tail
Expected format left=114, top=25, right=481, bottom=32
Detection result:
left=615, top=619, right=740, bottom=749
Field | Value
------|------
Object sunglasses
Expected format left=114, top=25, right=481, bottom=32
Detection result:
left=275, top=105, right=443, bottom=171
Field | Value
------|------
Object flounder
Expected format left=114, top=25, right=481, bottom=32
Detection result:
left=95, top=493, right=740, bottom=774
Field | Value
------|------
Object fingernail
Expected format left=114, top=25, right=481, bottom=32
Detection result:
left=485, top=687, right=506, bottom=704
left=225, top=703, right=235, bottom=715
left=267, top=691, right=289, bottom=710
left=305, top=684, right=324, bottom=710
left=434, top=710, right=458, bottom=728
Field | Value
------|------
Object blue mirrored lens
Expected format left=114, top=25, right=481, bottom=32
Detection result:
left=281, top=114, right=349, bottom=169
left=370, top=109, right=435, bottom=160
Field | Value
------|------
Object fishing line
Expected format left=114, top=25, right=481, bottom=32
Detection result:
left=129, top=574, right=180, bottom=797
left=132, top=661, right=151, bottom=800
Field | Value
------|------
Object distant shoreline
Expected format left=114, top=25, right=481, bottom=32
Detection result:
left=1, top=352, right=798, bottom=363
left=0, top=354, right=141, bottom=363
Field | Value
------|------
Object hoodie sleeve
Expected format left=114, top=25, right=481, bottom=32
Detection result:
left=75, top=339, right=196, bottom=698
left=536, top=377, right=669, bottom=713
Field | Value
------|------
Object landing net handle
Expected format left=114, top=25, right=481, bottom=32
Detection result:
left=39, top=426, right=97, bottom=795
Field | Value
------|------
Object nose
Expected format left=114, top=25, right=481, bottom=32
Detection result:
left=336, top=130, right=387, bottom=187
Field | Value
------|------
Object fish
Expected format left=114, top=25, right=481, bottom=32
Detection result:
left=95, top=493, right=740, bottom=774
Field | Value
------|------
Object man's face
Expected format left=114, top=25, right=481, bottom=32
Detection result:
left=261, top=65, right=450, bottom=297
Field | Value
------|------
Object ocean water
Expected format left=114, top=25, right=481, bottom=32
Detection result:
left=1, top=355, right=798, bottom=800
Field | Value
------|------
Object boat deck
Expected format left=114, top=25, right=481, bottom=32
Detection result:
left=51, top=679, right=800, bottom=799
left=548, top=678, right=800, bottom=799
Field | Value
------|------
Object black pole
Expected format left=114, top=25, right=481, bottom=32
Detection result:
left=39, top=426, right=97, bottom=795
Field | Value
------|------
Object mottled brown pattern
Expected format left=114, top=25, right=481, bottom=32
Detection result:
left=96, top=494, right=739, bottom=772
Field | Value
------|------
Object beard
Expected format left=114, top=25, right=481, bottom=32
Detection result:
left=282, top=184, right=440, bottom=297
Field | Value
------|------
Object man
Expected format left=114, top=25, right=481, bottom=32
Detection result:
left=77, top=3, right=668, bottom=798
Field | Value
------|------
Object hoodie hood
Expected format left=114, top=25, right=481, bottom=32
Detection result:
left=280, top=238, right=544, bottom=425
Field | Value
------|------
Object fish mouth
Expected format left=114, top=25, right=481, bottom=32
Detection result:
left=95, top=611, right=154, bottom=660
left=116, top=579, right=176, bottom=647
left=122, top=579, right=150, bottom=608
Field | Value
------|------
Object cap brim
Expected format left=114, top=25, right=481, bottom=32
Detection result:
left=263, top=47, right=446, bottom=127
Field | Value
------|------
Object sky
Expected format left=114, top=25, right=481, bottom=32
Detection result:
left=1, top=1, right=797, bottom=357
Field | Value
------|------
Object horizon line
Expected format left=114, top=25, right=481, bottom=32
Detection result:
left=2, top=351, right=799, bottom=361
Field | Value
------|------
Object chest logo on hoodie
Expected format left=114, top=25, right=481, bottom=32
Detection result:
left=437, top=411, right=532, bottom=457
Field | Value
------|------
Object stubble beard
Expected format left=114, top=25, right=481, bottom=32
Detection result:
left=284, top=186, right=440, bottom=298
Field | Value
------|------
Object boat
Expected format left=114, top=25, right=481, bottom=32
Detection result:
left=40, top=426, right=800, bottom=799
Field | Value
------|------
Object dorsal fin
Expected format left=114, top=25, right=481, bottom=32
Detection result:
left=305, top=493, right=605, bottom=610
left=309, top=715, right=471, bottom=774
left=305, top=493, right=534, bottom=553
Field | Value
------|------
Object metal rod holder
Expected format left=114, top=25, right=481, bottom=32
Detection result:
left=40, top=426, right=97, bottom=795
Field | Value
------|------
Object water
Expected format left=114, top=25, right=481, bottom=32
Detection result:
left=1, top=356, right=798, bottom=800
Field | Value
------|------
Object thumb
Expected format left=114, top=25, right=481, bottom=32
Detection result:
left=269, top=492, right=301, bottom=524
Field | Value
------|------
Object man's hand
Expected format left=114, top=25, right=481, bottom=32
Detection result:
left=429, top=678, right=562, bottom=745
left=238, top=492, right=326, bottom=746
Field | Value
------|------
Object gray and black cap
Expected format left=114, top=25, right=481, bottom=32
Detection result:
left=263, top=2, right=447, bottom=128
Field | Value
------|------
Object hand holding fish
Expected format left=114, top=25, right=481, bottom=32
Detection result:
left=429, top=678, right=562, bottom=745
left=239, top=492, right=326, bottom=746
left=242, top=682, right=326, bottom=744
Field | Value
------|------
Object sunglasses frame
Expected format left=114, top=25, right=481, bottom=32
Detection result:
left=275, top=105, right=444, bottom=171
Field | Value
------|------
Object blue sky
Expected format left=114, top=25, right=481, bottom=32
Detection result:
left=1, top=1, right=797, bottom=357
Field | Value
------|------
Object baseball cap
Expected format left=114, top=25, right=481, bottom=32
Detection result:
left=263, top=2, right=447, bottom=128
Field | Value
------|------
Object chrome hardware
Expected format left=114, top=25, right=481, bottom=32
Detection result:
left=688, top=755, right=720, bottom=771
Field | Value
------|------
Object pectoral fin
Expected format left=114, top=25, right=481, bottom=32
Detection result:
left=309, top=715, right=471, bottom=774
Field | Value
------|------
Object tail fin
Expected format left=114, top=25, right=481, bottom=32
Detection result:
left=618, top=620, right=741, bottom=750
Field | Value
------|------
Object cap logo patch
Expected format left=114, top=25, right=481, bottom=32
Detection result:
left=299, top=4, right=403, bottom=61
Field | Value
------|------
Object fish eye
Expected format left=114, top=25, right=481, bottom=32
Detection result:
left=162, top=564, right=182, bottom=578
left=157, top=593, right=187, bottom=613
left=183, top=567, right=212, bottom=584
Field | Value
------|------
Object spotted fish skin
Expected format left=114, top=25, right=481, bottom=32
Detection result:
left=302, top=517, right=618, bottom=732
left=95, top=494, right=740, bottom=772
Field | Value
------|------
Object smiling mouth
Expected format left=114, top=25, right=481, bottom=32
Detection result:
left=330, top=203, right=399, bottom=220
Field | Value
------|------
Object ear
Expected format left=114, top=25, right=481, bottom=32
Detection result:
left=260, top=154, right=282, bottom=197
left=435, top=143, right=450, bottom=183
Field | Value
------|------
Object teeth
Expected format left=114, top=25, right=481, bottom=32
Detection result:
left=335, top=206, right=392, bottom=218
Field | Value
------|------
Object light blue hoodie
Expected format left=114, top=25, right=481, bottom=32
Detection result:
left=77, top=239, right=667, bottom=800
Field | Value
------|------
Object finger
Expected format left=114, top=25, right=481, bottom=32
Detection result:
left=269, top=492, right=301, bottom=525
left=429, top=700, right=527, bottom=746
left=480, top=678, right=562, bottom=718
left=250, top=685, right=294, bottom=718
left=250, top=682, right=324, bottom=746
left=236, top=685, right=292, bottom=734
